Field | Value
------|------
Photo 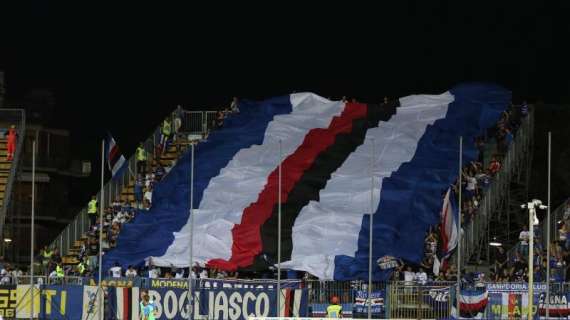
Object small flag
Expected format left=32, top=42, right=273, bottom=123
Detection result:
left=106, top=133, right=127, bottom=178
left=440, top=188, right=459, bottom=260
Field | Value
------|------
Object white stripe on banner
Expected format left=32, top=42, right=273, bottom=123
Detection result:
left=152, top=93, right=346, bottom=267
left=293, top=288, right=302, bottom=317
left=281, top=92, right=454, bottom=279
left=132, top=287, right=140, bottom=320
left=116, top=288, right=125, bottom=320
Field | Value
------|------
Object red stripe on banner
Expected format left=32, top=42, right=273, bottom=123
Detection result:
left=109, top=145, right=119, bottom=166
left=440, top=194, right=450, bottom=253
left=284, top=288, right=292, bottom=317
left=208, top=103, right=367, bottom=270
left=123, top=287, right=130, bottom=319
left=459, top=297, right=488, bottom=313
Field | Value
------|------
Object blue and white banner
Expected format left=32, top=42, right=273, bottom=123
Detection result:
left=353, top=290, right=385, bottom=317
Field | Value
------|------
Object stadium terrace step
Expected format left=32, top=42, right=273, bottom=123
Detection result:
left=62, top=256, right=79, bottom=265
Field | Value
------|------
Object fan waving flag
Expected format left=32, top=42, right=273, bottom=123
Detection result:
left=106, top=133, right=127, bottom=178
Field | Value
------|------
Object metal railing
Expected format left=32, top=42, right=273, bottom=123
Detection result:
left=460, top=108, right=534, bottom=267
left=0, top=108, right=26, bottom=239
left=48, top=109, right=221, bottom=257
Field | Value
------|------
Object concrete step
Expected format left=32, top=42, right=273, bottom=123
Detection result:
left=120, top=194, right=135, bottom=202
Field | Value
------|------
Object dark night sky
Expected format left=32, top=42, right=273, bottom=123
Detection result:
left=1, top=2, right=570, bottom=198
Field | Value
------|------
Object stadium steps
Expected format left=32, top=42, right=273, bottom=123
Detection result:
left=0, top=138, right=12, bottom=208
left=118, top=142, right=188, bottom=203
left=62, top=140, right=194, bottom=266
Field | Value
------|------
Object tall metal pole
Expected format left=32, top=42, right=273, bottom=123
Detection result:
left=30, top=140, right=36, bottom=320
left=546, top=132, right=551, bottom=319
left=456, top=136, right=462, bottom=316
left=368, top=138, right=375, bottom=320
left=187, top=144, right=195, bottom=320
left=98, top=140, right=104, bottom=320
left=528, top=205, right=534, bottom=320
left=276, top=140, right=282, bottom=317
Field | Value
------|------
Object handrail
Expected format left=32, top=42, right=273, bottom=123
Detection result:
left=0, top=108, right=26, bottom=239
left=48, top=108, right=217, bottom=255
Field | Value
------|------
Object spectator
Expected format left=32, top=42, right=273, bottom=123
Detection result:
left=136, top=143, right=148, bottom=175
left=174, top=267, right=185, bottom=279
left=109, top=262, right=122, bottom=278
left=160, top=118, right=172, bottom=155
left=173, top=105, right=183, bottom=142
left=144, top=186, right=153, bottom=209
left=88, top=195, right=98, bottom=227
left=148, top=264, right=160, bottom=279
left=488, top=157, right=502, bottom=175
left=403, top=266, right=415, bottom=286
left=199, top=266, right=208, bottom=279
left=230, top=97, right=240, bottom=113
left=0, top=268, right=9, bottom=285
left=155, top=165, right=165, bottom=181
left=216, top=111, right=224, bottom=128
left=495, top=246, right=508, bottom=274
left=415, top=268, right=427, bottom=285
left=125, top=266, right=138, bottom=278
left=519, top=224, right=530, bottom=257
left=5, top=125, right=17, bottom=161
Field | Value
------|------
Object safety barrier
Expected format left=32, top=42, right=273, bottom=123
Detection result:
left=5, top=277, right=570, bottom=319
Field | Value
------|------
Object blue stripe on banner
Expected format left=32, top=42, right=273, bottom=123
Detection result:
left=334, top=83, right=511, bottom=280
left=103, top=96, right=293, bottom=272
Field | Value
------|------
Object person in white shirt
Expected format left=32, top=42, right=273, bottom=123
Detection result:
left=519, top=224, right=530, bottom=257
left=0, top=269, right=9, bottom=285
left=125, top=266, right=137, bottom=278
left=230, top=97, right=240, bottom=113
left=403, top=266, right=415, bottom=286
left=144, top=187, right=153, bottom=208
left=415, top=268, right=428, bottom=285
left=109, top=262, right=122, bottom=278
left=199, top=268, right=208, bottom=279
left=148, top=266, right=160, bottom=279
left=173, top=267, right=186, bottom=279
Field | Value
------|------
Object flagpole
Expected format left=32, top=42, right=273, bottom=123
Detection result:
left=30, top=140, right=35, bottom=320
left=546, top=131, right=552, bottom=319
left=456, top=136, right=462, bottom=316
left=276, top=139, right=282, bottom=317
left=98, top=140, right=104, bottom=320
left=368, top=137, right=375, bottom=320
left=187, top=143, right=195, bottom=320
